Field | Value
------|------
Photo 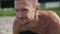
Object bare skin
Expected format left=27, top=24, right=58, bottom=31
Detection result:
left=13, top=0, right=60, bottom=34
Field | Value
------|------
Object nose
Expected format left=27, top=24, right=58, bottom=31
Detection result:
left=19, top=13, right=25, bottom=18
left=19, top=14, right=24, bottom=19
left=20, top=16, right=27, bottom=20
left=19, top=15, right=24, bottom=18
left=18, top=12, right=27, bottom=18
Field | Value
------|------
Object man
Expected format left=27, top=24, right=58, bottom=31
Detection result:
left=13, top=0, right=60, bottom=34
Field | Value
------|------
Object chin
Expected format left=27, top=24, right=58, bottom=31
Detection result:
left=18, top=17, right=29, bottom=24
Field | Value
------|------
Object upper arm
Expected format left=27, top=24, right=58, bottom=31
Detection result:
left=48, top=11, right=60, bottom=34
left=48, top=11, right=60, bottom=25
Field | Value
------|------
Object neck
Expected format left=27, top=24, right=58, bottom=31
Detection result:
left=34, top=10, right=38, bottom=21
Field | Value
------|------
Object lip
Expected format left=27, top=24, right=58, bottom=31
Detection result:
left=20, top=18, right=28, bottom=23
left=19, top=17, right=28, bottom=21
left=21, top=17, right=25, bottom=20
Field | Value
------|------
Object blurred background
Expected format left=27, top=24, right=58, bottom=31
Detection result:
left=0, top=0, right=60, bottom=16
left=0, top=0, right=60, bottom=34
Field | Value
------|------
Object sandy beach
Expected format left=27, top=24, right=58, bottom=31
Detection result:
left=0, top=17, right=15, bottom=34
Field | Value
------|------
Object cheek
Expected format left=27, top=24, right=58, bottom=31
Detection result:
left=27, top=11, right=35, bottom=20
left=16, top=12, right=22, bottom=17
left=16, top=12, right=28, bottom=18
left=16, top=12, right=20, bottom=17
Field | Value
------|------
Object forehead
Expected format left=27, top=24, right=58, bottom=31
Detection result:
left=14, top=1, right=33, bottom=9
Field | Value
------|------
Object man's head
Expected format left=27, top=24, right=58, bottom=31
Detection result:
left=14, top=0, right=39, bottom=22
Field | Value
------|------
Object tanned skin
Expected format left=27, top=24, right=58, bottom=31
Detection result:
left=13, top=0, right=60, bottom=34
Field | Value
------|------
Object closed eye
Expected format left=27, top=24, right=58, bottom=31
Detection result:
left=15, top=8, right=29, bottom=12
left=22, top=9, right=29, bottom=11
left=15, top=9, right=19, bottom=12
left=21, top=9, right=29, bottom=12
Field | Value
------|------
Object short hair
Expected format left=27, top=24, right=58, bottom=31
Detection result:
left=15, top=0, right=39, bottom=6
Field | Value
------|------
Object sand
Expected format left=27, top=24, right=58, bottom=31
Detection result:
left=0, top=17, right=15, bottom=34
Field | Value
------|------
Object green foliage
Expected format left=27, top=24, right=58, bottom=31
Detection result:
left=0, top=9, right=16, bottom=16
left=47, top=8, right=60, bottom=17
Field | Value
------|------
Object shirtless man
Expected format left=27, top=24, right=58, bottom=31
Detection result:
left=13, top=0, right=60, bottom=34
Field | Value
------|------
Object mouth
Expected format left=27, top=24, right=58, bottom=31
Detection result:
left=19, top=17, right=28, bottom=22
left=20, top=17, right=27, bottom=20
left=18, top=17, right=29, bottom=25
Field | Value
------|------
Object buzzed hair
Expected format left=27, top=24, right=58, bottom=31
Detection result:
left=15, top=0, right=39, bottom=6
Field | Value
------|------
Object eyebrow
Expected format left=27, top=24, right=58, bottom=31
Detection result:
left=15, top=7, right=29, bottom=10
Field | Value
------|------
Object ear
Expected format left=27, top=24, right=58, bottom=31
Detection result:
left=34, top=5, right=39, bottom=10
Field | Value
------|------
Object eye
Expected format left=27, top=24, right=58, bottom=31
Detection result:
left=21, top=9, right=29, bottom=12
left=15, top=9, right=19, bottom=12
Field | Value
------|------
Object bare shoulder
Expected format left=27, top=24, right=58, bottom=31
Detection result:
left=38, top=10, right=59, bottom=17
left=38, top=10, right=59, bottom=19
left=38, top=10, right=60, bottom=23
